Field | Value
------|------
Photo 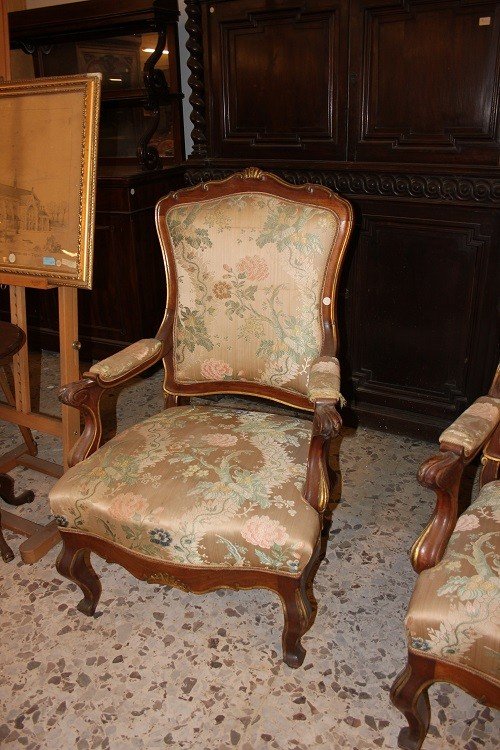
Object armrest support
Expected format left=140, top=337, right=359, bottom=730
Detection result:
left=412, top=393, right=500, bottom=574
left=60, top=378, right=104, bottom=468
left=411, top=449, right=465, bottom=573
left=303, top=401, right=342, bottom=513
left=85, top=338, right=163, bottom=387
left=60, top=338, right=164, bottom=468
left=307, top=356, right=345, bottom=406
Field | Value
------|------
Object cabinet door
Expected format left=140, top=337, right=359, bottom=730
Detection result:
left=204, top=0, right=349, bottom=160
left=348, top=0, right=500, bottom=165
left=341, top=198, right=499, bottom=433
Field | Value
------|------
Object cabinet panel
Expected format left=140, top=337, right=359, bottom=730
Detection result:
left=350, top=0, right=500, bottom=164
left=344, top=202, right=498, bottom=428
left=205, top=0, right=348, bottom=160
left=77, top=222, right=130, bottom=351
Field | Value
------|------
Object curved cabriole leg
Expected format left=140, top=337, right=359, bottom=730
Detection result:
left=56, top=535, right=102, bottom=616
left=390, top=654, right=433, bottom=750
left=280, top=575, right=313, bottom=668
left=0, top=474, right=35, bottom=506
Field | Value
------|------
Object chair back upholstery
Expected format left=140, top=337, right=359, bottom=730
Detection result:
left=155, top=169, right=353, bottom=410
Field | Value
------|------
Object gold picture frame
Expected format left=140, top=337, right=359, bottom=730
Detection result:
left=0, top=74, right=100, bottom=289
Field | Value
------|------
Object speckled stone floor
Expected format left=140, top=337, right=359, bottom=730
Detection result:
left=0, top=352, right=498, bottom=750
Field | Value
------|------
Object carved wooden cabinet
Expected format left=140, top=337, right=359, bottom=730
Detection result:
left=183, top=0, right=500, bottom=438
left=0, top=0, right=186, bottom=360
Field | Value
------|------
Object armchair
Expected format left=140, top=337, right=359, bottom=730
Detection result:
left=49, top=168, right=353, bottom=667
left=391, top=364, right=500, bottom=747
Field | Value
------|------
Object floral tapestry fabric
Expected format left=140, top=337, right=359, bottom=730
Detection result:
left=439, top=396, right=500, bottom=458
left=49, top=405, right=320, bottom=575
left=406, top=480, right=500, bottom=684
left=163, top=192, right=340, bottom=396
left=307, top=357, right=343, bottom=403
left=89, top=339, right=162, bottom=383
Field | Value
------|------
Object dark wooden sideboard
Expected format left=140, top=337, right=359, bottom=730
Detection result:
left=182, top=0, right=500, bottom=438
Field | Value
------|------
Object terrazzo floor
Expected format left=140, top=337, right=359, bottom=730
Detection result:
left=0, top=351, right=498, bottom=750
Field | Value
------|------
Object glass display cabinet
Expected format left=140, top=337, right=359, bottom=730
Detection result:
left=9, top=0, right=184, bottom=170
left=3, top=0, right=186, bottom=360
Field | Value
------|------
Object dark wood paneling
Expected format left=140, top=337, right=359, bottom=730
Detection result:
left=78, top=222, right=132, bottom=352
left=345, top=204, right=497, bottom=420
left=204, top=0, right=348, bottom=160
left=349, top=0, right=500, bottom=164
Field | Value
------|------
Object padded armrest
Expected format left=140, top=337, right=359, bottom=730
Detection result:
left=307, top=356, right=345, bottom=405
left=439, top=395, right=500, bottom=459
left=86, top=338, right=163, bottom=385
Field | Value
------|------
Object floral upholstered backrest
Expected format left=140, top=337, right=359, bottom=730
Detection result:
left=156, top=171, right=352, bottom=406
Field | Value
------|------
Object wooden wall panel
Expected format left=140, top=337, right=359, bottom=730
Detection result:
left=343, top=203, right=497, bottom=429
left=204, top=0, right=348, bottom=160
left=349, top=0, right=500, bottom=164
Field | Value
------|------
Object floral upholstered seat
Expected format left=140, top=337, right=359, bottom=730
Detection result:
left=50, top=406, right=320, bottom=574
left=406, top=480, right=500, bottom=683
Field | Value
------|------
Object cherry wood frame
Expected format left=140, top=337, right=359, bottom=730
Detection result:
left=55, top=168, right=353, bottom=668
left=390, top=364, right=500, bottom=748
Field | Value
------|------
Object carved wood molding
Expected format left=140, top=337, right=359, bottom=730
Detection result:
left=185, top=0, right=208, bottom=157
left=184, top=167, right=500, bottom=205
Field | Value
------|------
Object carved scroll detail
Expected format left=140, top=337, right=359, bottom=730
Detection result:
left=184, top=168, right=500, bottom=205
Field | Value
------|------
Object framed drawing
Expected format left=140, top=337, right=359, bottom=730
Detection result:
left=0, top=74, right=100, bottom=289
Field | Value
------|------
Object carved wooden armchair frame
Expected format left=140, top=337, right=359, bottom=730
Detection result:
left=52, top=168, right=353, bottom=667
left=391, top=364, right=500, bottom=748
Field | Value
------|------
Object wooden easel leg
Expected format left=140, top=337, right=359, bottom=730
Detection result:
left=9, top=286, right=32, bottom=415
left=58, top=287, right=81, bottom=470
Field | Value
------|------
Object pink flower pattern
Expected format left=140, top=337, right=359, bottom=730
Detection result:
left=200, top=358, right=233, bottom=380
left=241, top=515, right=289, bottom=549
left=107, top=494, right=150, bottom=520
left=236, top=255, right=269, bottom=281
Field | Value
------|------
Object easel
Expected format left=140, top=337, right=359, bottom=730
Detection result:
left=0, top=0, right=80, bottom=562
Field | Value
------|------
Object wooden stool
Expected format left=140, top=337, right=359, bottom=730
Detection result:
left=0, top=321, right=59, bottom=563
